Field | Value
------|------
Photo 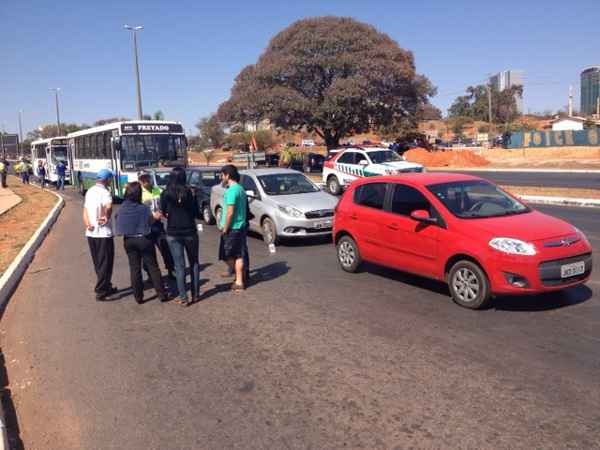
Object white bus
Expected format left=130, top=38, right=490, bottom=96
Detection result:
left=30, top=137, right=70, bottom=183
left=68, top=121, right=187, bottom=198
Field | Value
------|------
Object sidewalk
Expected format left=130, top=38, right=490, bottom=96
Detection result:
left=0, top=187, right=22, bottom=216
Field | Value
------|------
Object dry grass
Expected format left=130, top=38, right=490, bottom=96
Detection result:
left=482, top=146, right=600, bottom=169
left=0, top=177, right=58, bottom=277
left=502, top=185, right=600, bottom=200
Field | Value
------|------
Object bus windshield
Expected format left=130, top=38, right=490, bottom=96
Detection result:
left=120, top=135, right=186, bottom=170
left=51, top=146, right=68, bottom=163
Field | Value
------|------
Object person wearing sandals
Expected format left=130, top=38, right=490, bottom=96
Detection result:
left=115, top=182, right=169, bottom=304
left=218, top=165, right=248, bottom=291
left=160, top=167, right=200, bottom=306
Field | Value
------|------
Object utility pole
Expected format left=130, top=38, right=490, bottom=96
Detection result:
left=124, top=25, right=144, bottom=120
left=568, top=85, right=573, bottom=117
left=50, top=88, right=62, bottom=135
left=486, top=83, right=493, bottom=130
left=18, top=110, right=23, bottom=143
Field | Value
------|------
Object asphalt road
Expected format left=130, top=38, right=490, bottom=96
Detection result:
left=1, top=190, right=599, bottom=449
left=449, top=170, right=600, bottom=190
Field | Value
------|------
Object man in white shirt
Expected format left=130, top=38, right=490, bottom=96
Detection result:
left=83, top=169, right=117, bottom=300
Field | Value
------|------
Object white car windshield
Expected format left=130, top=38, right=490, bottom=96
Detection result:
left=368, top=150, right=403, bottom=163
left=258, top=173, right=320, bottom=196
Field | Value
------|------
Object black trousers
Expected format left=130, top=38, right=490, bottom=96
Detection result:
left=1, top=172, right=7, bottom=188
left=124, top=236, right=166, bottom=301
left=153, top=231, right=175, bottom=273
left=87, top=237, right=115, bottom=297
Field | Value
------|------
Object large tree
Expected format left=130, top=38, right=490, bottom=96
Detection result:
left=196, top=114, right=225, bottom=149
left=218, top=16, right=435, bottom=149
left=27, top=123, right=89, bottom=140
left=449, top=84, right=523, bottom=124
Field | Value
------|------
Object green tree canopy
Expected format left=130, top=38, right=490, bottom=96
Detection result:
left=218, top=16, right=435, bottom=149
left=94, top=117, right=130, bottom=126
left=27, top=123, right=89, bottom=140
left=448, top=84, right=523, bottom=124
left=195, top=114, right=225, bottom=149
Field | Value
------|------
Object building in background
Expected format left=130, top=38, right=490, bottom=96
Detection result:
left=580, top=66, right=600, bottom=117
left=489, top=70, right=524, bottom=112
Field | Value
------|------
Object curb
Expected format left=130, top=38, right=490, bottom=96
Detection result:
left=519, top=194, right=600, bottom=208
left=0, top=187, right=64, bottom=450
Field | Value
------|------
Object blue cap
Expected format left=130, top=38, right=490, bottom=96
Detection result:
left=96, top=169, right=115, bottom=180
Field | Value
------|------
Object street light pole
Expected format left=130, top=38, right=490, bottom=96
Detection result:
left=124, top=25, right=144, bottom=120
left=18, top=110, right=23, bottom=143
left=50, top=88, right=62, bottom=135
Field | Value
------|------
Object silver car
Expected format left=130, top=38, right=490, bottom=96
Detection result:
left=210, top=168, right=339, bottom=245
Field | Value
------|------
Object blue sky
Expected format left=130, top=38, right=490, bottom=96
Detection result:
left=1, top=0, right=598, bottom=136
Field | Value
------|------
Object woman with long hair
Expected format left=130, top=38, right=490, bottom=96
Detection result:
left=160, top=167, right=200, bottom=306
left=115, top=182, right=168, bottom=304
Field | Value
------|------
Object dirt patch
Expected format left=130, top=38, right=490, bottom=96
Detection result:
left=0, top=177, right=58, bottom=277
left=482, top=146, right=600, bottom=169
left=404, top=147, right=490, bottom=168
left=501, top=185, right=600, bottom=200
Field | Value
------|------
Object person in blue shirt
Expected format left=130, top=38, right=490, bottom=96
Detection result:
left=37, top=161, right=47, bottom=189
left=56, top=160, right=66, bottom=191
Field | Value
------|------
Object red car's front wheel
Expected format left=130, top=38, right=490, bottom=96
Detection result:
left=448, top=260, right=491, bottom=309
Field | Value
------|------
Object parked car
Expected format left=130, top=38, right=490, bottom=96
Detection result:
left=210, top=168, right=338, bottom=245
left=264, top=153, right=280, bottom=167
left=322, top=146, right=424, bottom=195
left=144, top=168, right=173, bottom=191
left=333, top=173, right=592, bottom=309
left=303, top=152, right=325, bottom=173
left=186, top=165, right=223, bottom=224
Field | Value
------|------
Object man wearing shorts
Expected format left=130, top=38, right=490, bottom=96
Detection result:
left=218, top=165, right=248, bottom=291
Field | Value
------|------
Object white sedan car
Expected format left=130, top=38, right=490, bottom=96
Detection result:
left=322, top=147, right=424, bottom=195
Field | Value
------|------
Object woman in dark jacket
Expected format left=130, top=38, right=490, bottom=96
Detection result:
left=115, top=182, right=168, bottom=304
left=160, top=167, right=200, bottom=306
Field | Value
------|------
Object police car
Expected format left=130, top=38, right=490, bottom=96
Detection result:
left=322, top=147, right=425, bottom=195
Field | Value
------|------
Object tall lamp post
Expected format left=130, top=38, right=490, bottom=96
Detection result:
left=124, top=25, right=144, bottom=120
left=50, top=88, right=62, bottom=135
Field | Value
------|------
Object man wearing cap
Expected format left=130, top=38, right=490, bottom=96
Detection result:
left=83, top=169, right=117, bottom=300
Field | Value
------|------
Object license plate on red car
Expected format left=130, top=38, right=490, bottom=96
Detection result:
left=560, top=261, right=585, bottom=278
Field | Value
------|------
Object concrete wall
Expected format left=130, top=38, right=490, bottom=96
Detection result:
left=506, top=128, right=600, bottom=148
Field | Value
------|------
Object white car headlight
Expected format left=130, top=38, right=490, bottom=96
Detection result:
left=278, top=205, right=304, bottom=218
left=489, top=237, right=536, bottom=256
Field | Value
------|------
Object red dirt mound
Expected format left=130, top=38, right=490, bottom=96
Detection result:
left=404, top=148, right=490, bottom=168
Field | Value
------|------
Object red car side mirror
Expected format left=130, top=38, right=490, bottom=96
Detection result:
left=410, top=209, right=437, bottom=224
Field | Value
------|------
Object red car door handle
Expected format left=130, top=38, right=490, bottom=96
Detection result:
left=387, top=223, right=399, bottom=230
left=349, top=213, right=358, bottom=220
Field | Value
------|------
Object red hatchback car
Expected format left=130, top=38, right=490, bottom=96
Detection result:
left=333, top=173, right=593, bottom=309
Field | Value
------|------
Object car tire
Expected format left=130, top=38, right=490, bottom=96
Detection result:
left=448, top=260, right=491, bottom=309
left=202, top=203, right=215, bottom=225
left=262, top=217, right=279, bottom=246
left=337, top=235, right=362, bottom=273
left=327, top=175, right=342, bottom=195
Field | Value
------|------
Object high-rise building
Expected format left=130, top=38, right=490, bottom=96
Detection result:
left=580, top=66, right=600, bottom=117
left=489, top=70, right=524, bottom=112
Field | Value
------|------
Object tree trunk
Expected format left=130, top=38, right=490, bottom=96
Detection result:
left=323, top=130, right=340, bottom=150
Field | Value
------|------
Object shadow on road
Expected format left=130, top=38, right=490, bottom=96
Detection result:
left=364, top=262, right=450, bottom=297
left=247, top=230, right=332, bottom=247
left=492, top=285, right=593, bottom=311
left=362, top=263, right=594, bottom=312
left=0, top=351, right=24, bottom=450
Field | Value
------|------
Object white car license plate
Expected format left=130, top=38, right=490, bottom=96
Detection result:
left=315, top=220, right=332, bottom=229
left=560, top=261, right=585, bottom=278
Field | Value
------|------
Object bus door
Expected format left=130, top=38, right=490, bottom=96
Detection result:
left=67, top=141, right=76, bottom=185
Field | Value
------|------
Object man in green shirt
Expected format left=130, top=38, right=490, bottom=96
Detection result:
left=219, top=165, right=248, bottom=290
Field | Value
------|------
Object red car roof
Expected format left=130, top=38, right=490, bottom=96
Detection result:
left=355, top=172, right=486, bottom=186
